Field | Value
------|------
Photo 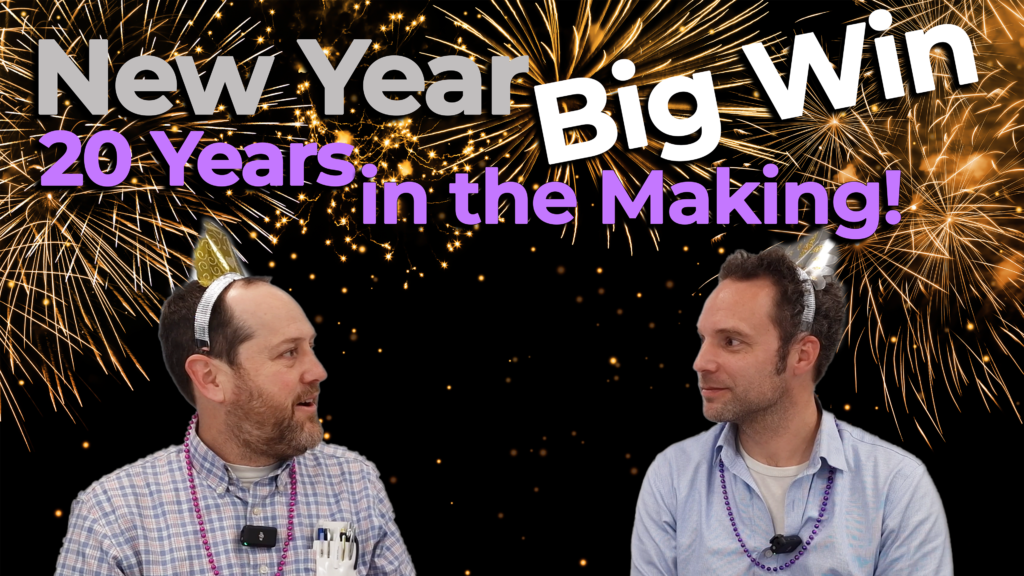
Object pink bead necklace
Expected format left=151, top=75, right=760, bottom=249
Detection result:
left=183, top=413, right=297, bottom=576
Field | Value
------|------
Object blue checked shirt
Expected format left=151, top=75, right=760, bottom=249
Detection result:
left=631, top=409, right=952, bottom=575
left=55, top=432, right=415, bottom=575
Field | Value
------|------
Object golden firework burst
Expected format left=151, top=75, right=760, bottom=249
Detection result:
left=782, top=1, right=1024, bottom=442
left=0, top=0, right=302, bottom=445
left=422, top=0, right=779, bottom=251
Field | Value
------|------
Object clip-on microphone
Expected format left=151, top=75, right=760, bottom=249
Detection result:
left=765, top=533, right=802, bottom=557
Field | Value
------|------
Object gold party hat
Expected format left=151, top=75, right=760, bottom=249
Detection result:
left=193, top=221, right=243, bottom=287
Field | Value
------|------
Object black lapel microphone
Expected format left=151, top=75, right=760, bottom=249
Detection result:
left=768, top=533, right=803, bottom=555
left=240, top=525, right=278, bottom=547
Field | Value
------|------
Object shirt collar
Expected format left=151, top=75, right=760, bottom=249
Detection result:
left=811, top=406, right=849, bottom=472
left=190, top=425, right=296, bottom=493
left=714, top=397, right=849, bottom=476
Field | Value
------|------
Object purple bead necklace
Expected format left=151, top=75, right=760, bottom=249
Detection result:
left=183, top=413, right=297, bottom=576
left=719, top=458, right=835, bottom=572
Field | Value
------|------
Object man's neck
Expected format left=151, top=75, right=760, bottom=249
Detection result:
left=736, top=395, right=821, bottom=468
left=195, top=415, right=278, bottom=467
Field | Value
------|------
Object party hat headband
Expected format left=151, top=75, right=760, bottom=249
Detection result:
left=192, top=221, right=245, bottom=350
left=779, top=229, right=839, bottom=332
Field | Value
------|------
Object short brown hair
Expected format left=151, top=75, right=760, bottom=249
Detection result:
left=158, top=277, right=271, bottom=406
left=718, top=248, right=846, bottom=383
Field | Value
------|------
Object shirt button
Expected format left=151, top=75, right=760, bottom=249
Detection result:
left=260, top=567, right=268, bottom=573
left=253, top=508, right=261, bottom=516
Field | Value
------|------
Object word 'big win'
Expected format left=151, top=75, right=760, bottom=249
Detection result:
left=38, top=10, right=976, bottom=165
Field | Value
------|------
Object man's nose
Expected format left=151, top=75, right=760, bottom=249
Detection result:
left=306, top=353, right=328, bottom=384
left=693, top=342, right=715, bottom=374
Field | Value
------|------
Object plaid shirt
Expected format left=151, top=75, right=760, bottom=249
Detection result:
left=55, top=431, right=415, bottom=575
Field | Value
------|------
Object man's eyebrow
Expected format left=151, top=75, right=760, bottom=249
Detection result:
left=696, top=327, right=751, bottom=337
left=273, top=335, right=316, bottom=348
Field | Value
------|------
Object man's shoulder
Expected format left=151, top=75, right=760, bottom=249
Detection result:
left=305, top=442, right=381, bottom=476
left=663, top=423, right=725, bottom=455
left=835, top=414, right=925, bottom=459
left=75, top=444, right=181, bottom=503
left=650, top=423, right=725, bottom=471
left=834, top=417, right=925, bottom=470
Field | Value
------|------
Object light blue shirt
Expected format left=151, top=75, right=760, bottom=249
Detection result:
left=631, top=409, right=952, bottom=575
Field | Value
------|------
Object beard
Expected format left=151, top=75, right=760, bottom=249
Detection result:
left=700, top=368, right=788, bottom=427
left=224, top=367, right=323, bottom=463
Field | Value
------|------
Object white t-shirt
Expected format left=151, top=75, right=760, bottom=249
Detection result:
left=225, top=462, right=280, bottom=489
left=737, top=440, right=809, bottom=534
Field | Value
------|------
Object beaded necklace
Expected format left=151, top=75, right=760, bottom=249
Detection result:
left=183, top=413, right=298, bottom=576
left=719, top=458, right=835, bottom=572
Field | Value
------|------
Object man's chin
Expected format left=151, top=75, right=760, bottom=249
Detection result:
left=275, top=417, right=323, bottom=456
left=301, top=422, right=324, bottom=448
left=702, top=403, right=730, bottom=423
left=279, top=430, right=322, bottom=460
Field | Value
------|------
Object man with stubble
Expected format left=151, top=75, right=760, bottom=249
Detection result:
left=630, top=246, right=951, bottom=575
left=57, top=274, right=415, bottom=575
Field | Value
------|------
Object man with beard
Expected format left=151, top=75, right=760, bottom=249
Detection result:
left=630, top=235, right=951, bottom=575
left=56, top=226, right=414, bottom=575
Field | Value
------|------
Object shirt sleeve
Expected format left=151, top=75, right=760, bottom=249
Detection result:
left=364, top=466, right=416, bottom=576
left=631, top=454, right=678, bottom=576
left=875, top=463, right=953, bottom=575
left=54, top=492, right=126, bottom=575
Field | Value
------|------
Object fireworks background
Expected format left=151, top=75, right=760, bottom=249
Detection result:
left=0, top=0, right=308, bottom=445
left=2, top=0, right=1023, bottom=574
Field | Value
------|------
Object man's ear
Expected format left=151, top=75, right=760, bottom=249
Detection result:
left=791, top=334, right=821, bottom=379
left=185, top=354, right=230, bottom=404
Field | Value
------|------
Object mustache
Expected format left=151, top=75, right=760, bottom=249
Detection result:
left=293, top=388, right=320, bottom=403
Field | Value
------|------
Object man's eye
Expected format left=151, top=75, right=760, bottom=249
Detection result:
left=726, top=338, right=740, bottom=347
left=282, top=348, right=298, bottom=358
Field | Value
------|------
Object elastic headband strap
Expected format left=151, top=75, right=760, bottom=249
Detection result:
left=194, top=272, right=243, bottom=350
left=796, top=267, right=815, bottom=332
